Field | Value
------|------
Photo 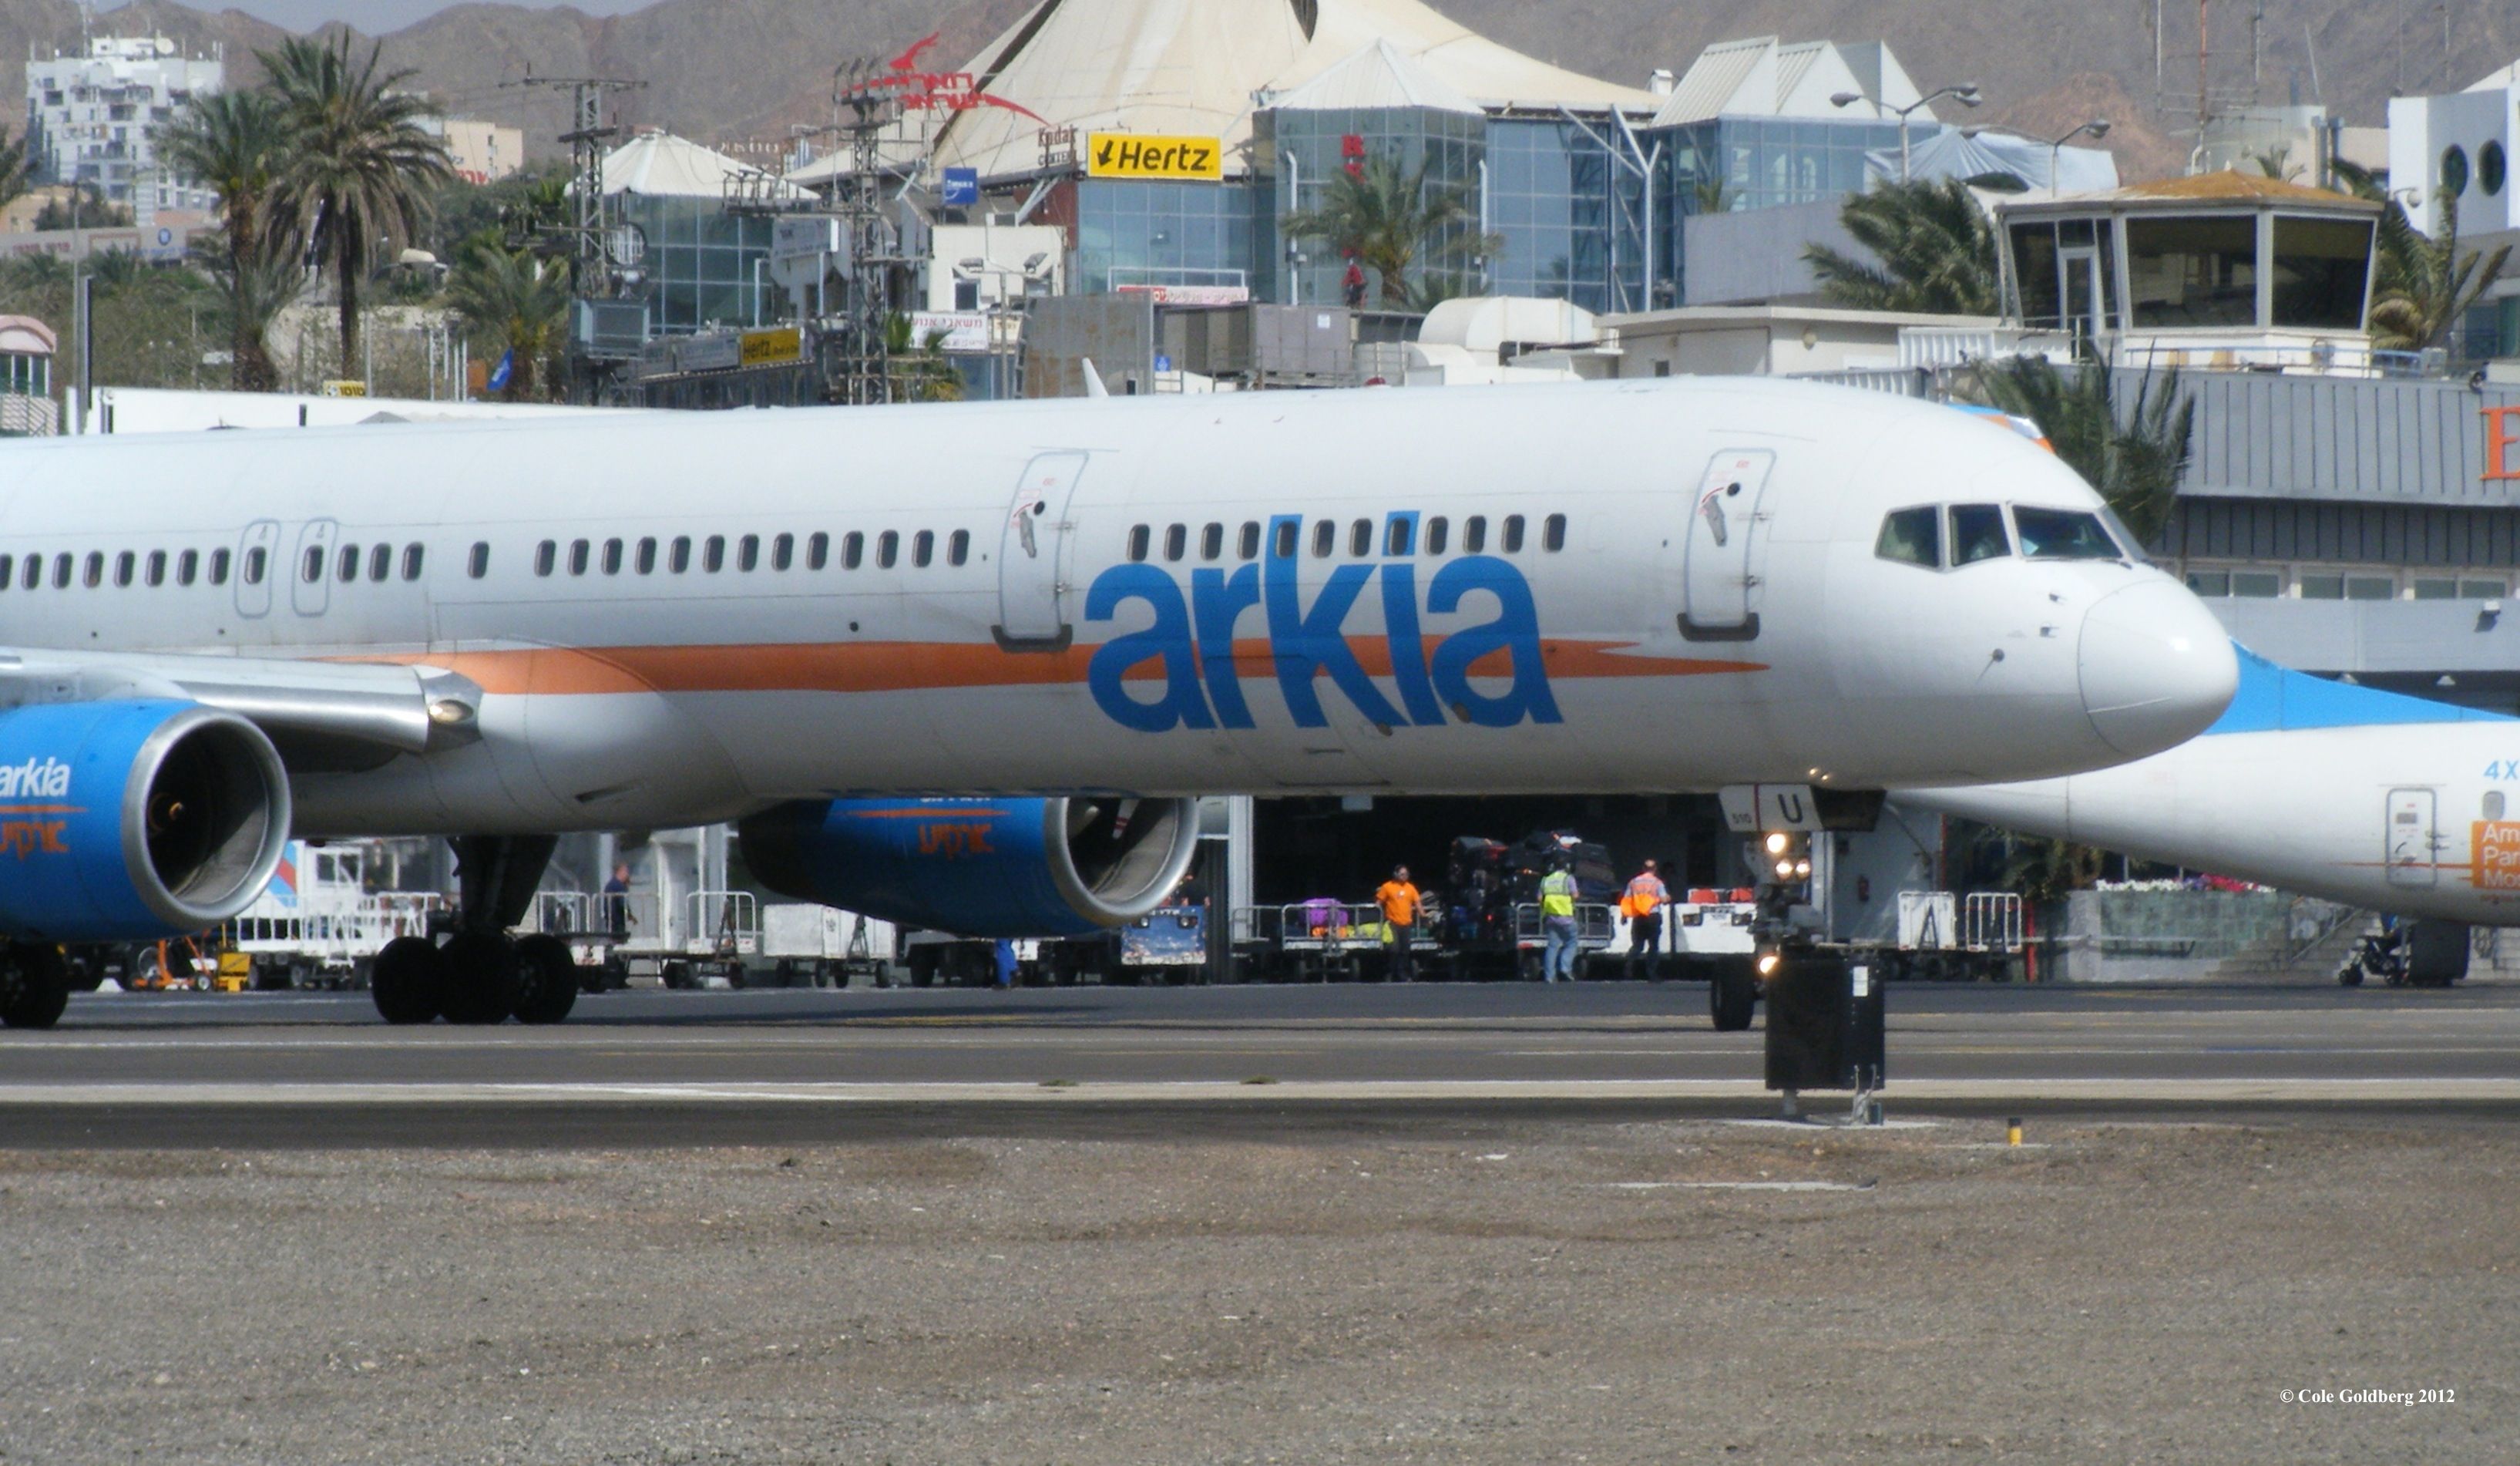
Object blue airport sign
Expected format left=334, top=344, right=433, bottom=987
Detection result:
left=942, top=168, right=979, bottom=207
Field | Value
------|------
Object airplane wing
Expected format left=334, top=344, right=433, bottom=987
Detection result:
left=0, top=648, right=483, bottom=772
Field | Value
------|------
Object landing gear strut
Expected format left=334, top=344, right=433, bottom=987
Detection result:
left=367, top=835, right=577, bottom=1026
left=0, top=943, right=72, bottom=1030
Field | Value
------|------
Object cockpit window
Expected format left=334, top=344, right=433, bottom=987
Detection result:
left=1875, top=506, right=1940, bottom=569
left=2013, top=506, right=2125, bottom=560
left=1948, top=504, right=2011, bottom=565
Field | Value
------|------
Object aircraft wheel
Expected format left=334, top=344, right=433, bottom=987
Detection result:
left=438, top=932, right=520, bottom=1025
left=0, top=944, right=72, bottom=1030
left=371, top=936, right=446, bottom=1024
left=512, top=935, right=580, bottom=1025
left=1709, top=958, right=1758, bottom=1033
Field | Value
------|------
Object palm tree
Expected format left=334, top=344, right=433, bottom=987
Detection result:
left=1688, top=177, right=1729, bottom=215
left=1976, top=355, right=2195, bottom=546
left=153, top=89, right=290, bottom=390
left=2330, top=159, right=2512, bottom=353
left=0, top=125, right=28, bottom=210
left=1805, top=177, right=2001, bottom=315
left=260, top=34, right=454, bottom=375
left=1281, top=156, right=1499, bottom=308
left=446, top=244, right=568, bottom=400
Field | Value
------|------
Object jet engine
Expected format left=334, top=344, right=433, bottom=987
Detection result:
left=738, top=796, right=1201, bottom=937
left=0, top=699, right=292, bottom=941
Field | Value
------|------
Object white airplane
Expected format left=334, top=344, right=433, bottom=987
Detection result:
left=0, top=378, right=2236, bottom=1028
left=1905, top=644, right=2515, bottom=983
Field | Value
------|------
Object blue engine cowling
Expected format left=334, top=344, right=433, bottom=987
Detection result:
left=0, top=699, right=293, bottom=942
left=738, top=796, right=1202, bottom=938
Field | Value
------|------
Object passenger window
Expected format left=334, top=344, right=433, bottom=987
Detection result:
left=368, top=544, right=391, bottom=582
left=1164, top=524, right=1187, bottom=562
left=1239, top=522, right=1262, bottom=560
left=738, top=533, right=759, bottom=572
left=1201, top=523, right=1224, bottom=560
left=84, top=552, right=102, bottom=588
left=1426, top=516, right=1448, bottom=556
left=669, top=536, right=691, bottom=573
left=2012, top=506, right=2123, bottom=560
left=703, top=535, right=725, bottom=573
left=1272, top=521, right=1297, bottom=558
left=808, top=532, right=829, bottom=570
left=1874, top=506, right=1941, bottom=569
left=23, top=554, right=40, bottom=590
left=636, top=537, right=657, bottom=575
left=1312, top=520, right=1336, bottom=558
left=1543, top=513, right=1567, bottom=552
left=0, top=553, right=13, bottom=588
left=1350, top=518, right=1372, bottom=556
left=601, top=539, right=623, bottom=575
left=877, top=530, right=899, bottom=569
left=178, top=549, right=198, bottom=586
left=1464, top=516, right=1487, bottom=553
left=338, top=545, right=359, bottom=583
left=1387, top=518, right=1413, bottom=556
left=52, top=553, right=69, bottom=588
left=402, top=544, right=423, bottom=581
left=115, top=550, right=134, bottom=587
left=949, top=529, right=969, bottom=566
left=214, top=548, right=234, bottom=586
left=240, top=548, right=262, bottom=587
left=534, top=540, right=556, bottom=577
left=842, top=532, right=864, bottom=570
left=1949, top=504, right=2011, bottom=566
left=1501, top=516, right=1526, bottom=553
left=1128, top=525, right=1151, bottom=563
left=466, top=543, right=488, bottom=580
left=773, top=533, right=794, bottom=571
left=913, top=530, right=934, bottom=567
left=299, top=546, right=321, bottom=584
left=568, top=540, right=590, bottom=577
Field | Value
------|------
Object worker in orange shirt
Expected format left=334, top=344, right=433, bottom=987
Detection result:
left=1621, top=858, right=1668, bottom=980
left=1375, top=863, right=1422, bottom=983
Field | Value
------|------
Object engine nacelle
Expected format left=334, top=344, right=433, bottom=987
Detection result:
left=739, top=796, right=1201, bottom=938
left=0, top=700, right=292, bottom=942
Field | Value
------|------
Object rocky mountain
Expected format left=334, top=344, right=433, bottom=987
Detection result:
left=17, top=0, right=2512, bottom=179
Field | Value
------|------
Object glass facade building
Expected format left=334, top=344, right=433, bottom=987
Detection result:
left=617, top=194, right=779, bottom=336
left=1484, top=117, right=1650, bottom=314
left=1253, top=106, right=1487, bottom=308
left=1068, top=179, right=1262, bottom=296
left=1650, top=116, right=1910, bottom=304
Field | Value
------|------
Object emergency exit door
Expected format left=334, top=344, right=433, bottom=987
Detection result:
left=994, top=451, right=1087, bottom=650
left=1680, top=448, right=1773, bottom=641
left=2385, top=788, right=2439, bottom=888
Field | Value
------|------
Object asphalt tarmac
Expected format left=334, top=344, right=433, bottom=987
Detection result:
left=6, top=979, right=2518, bottom=1147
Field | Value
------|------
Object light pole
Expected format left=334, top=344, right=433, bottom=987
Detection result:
left=2048, top=119, right=2112, bottom=196
left=1834, top=83, right=1983, bottom=182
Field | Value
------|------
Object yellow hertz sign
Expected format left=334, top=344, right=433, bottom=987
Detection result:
left=1086, top=133, right=1225, bottom=182
left=741, top=328, right=804, bottom=368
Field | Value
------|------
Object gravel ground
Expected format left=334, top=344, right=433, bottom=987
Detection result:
left=0, top=1112, right=2512, bottom=1464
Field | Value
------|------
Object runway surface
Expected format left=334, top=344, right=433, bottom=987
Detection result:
left=5, top=979, right=2518, bottom=1145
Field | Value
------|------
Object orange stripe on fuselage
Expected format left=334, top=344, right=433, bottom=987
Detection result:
left=349, top=638, right=1766, bottom=696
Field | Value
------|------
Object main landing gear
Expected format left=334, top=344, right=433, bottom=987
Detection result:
left=0, top=943, right=72, bottom=1030
left=371, top=836, right=578, bottom=1026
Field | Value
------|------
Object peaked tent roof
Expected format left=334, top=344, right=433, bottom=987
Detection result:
left=1868, top=128, right=2119, bottom=193
left=603, top=130, right=805, bottom=200
left=919, top=0, right=1655, bottom=182
left=1654, top=34, right=1933, bottom=128
left=1270, top=38, right=1483, bottom=115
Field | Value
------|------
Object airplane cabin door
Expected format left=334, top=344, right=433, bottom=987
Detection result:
left=995, top=451, right=1087, bottom=650
left=1680, top=448, right=1773, bottom=641
left=291, top=519, right=339, bottom=617
left=2386, top=788, right=2439, bottom=887
left=234, top=519, right=280, bottom=618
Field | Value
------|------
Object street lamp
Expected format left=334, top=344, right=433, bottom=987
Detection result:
left=1834, top=82, right=1983, bottom=183
left=2048, top=119, right=2111, bottom=195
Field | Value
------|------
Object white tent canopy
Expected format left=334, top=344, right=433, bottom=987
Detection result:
left=603, top=129, right=806, bottom=200
left=1869, top=128, right=2119, bottom=195
left=906, top=0, right=1656, bottom=183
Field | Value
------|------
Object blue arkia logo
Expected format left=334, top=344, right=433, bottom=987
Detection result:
left=1085, top=515, right=1561, bottom=733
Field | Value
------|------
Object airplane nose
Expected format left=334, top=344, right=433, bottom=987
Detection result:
left=2078, top=580, right=2238, bottom=758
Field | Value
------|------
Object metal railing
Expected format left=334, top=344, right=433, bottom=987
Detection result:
left=1961, top=893, right=2024, bottom=953
left=688, top=890, right=758, bottom=957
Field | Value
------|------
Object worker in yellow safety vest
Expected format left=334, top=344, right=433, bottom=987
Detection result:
left=1621, top=859, right=1668, bottom=980
left=1538, top=859, right=1580, bottom=981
